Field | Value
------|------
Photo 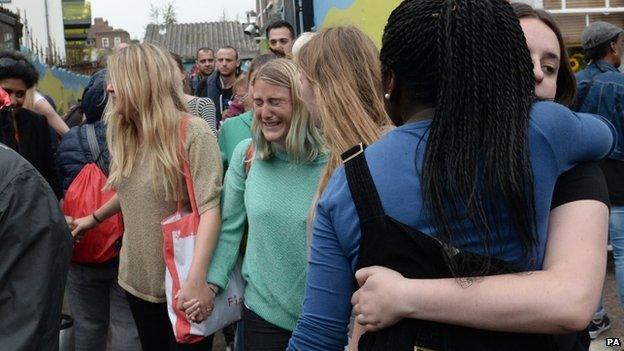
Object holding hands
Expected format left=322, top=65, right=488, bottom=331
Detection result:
left=70, top=214, right=99, bottom=243
left=65, top=216, right=76, bottom=231
left=177, top=279, right=219, bottom=323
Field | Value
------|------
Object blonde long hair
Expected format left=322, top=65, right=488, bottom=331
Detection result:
left=105, top=43, right=188, bottom=200
left=251, top=58, right=325, bottom=164
left=297, top=26, right=392, bottom=193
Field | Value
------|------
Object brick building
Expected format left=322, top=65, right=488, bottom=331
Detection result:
left=88, top=17, right=129, bottom=50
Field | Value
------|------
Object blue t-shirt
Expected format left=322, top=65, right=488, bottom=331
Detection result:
left=288, top=102, right=616, bottom=350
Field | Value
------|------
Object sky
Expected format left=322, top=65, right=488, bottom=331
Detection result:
left=91, top=0, right=256, bottom=40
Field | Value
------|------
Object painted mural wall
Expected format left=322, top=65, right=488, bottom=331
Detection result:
left=30, top=55, right=90, bottom=114
left=313, top=0, right=402, bottom=47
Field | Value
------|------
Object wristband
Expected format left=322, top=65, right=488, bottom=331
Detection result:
left=92, top=212, right=103, bottom=223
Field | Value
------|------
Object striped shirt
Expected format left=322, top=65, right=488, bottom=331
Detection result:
left=187, top=97, right=217, bottom=134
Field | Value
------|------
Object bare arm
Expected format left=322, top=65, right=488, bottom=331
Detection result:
left=187, top=206, right=221, bottom=282
left=348, top=322, right=365, bottom=351
left=177, top=205, right=223, bottom=323
left=352, top=200, right=608, bottom=334
left=34, top=99, right=69, bottom=135
left=93, top=193, right=121, bottom=220
left=177, top=119, right=224, bottom=321
left=71, top=194, right=121, bottom=239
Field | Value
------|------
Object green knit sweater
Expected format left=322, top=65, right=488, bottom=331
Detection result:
left=218, top=111, right=252, bottom=170
left=207, top=138, right=327, bottom=331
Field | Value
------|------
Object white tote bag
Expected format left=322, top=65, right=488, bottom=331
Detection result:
left=162, top=218, right=245, bottom=343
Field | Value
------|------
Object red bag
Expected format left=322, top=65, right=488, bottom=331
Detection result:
left=62, top=149, right=123, bottom=263
left=63, top=124, right=123, bottom=263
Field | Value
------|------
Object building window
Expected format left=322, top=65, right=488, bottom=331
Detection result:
left=0, top=23, right=14, bottom=51
left=102, top=37, right=109, bottom=48
left=114, top=36, right=121, bottom=46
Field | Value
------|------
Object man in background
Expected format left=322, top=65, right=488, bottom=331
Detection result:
left=196, top=46, right=240, bottom=126
left=189, top=47, right=215, bottom=93
left=266, top=20, right=295, bottom=57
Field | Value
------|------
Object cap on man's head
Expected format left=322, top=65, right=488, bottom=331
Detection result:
left=581, top=21, right=624, bottom=50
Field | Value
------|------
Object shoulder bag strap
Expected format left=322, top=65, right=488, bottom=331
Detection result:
left=76, top=124, right=88, bottom=157
left=178, top=117, right=199, bottom=215
left=342, top=143, right=385, bottom=221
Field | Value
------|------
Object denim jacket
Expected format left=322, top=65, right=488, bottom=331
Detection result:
left=576, top=60, right=624, bottom=160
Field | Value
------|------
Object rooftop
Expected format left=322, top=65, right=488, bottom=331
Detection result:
left=143, top=21, right=259, bottom=60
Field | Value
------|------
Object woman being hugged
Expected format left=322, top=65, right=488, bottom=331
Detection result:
left=289, top=0, right=615, bottom=350
left=194, top=58, right=326, bottom=350
left=72, top=43, right=222, bottom=351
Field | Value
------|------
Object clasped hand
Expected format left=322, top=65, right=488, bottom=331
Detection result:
left=67, top=215, right=98, bottom=243
left=177, top=279, right=218, bottom=323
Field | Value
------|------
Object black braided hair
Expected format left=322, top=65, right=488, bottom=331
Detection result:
left=380, top=0, right=537, bottom=275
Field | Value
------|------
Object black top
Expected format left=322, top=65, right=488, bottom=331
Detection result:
left=221, top=87, right=233, bottom=113
left=552, top=163, right=610, bottom=209
left=600, top=159, right=624, bottom=205
left=550, top=164, right=606, bottom=351
left=0, top=108, right=62, bottom=198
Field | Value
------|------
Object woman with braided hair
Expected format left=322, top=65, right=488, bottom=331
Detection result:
left=288, top=0, right=615, bottom=350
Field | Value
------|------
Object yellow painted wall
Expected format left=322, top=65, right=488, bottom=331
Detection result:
left=319, top=0, right=402, bottom=47
left=28, top=55, right=89, bottom=114
left=37, top=70, right=84, bottom=114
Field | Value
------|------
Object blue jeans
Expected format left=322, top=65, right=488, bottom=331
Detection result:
left=595, top=206, right=624, bottom=319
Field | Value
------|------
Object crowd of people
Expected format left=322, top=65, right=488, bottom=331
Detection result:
left=1, top=0, right=624, bottom=350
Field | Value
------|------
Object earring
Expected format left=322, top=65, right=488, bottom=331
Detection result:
left=384, top=93, right=391, bottom=100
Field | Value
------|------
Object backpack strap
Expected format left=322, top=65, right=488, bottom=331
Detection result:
left=77, top=124, right=89, bottom=158
left=342, top=143, right=385, bottom=221
left=84, top=124, right=105, bottom=170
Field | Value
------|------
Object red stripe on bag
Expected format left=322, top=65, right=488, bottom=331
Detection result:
left=161, top=117, right=204, bottom=344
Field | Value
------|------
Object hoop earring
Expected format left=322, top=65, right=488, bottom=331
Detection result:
left=384, top=93, right=391, bottom=100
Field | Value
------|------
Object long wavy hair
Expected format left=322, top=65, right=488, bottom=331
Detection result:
left=297, top=26, right=392, bottom=194
left=105, top=43, right=188, bottom=200
left=250, top=58, right=325, bottom=164
left=381, top=0, right=537, bottom=273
